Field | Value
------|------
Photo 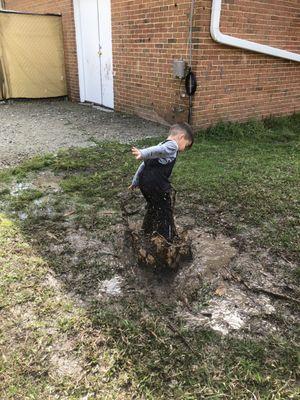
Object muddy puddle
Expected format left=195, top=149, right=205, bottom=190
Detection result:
left=9, top=170, right=63, bottom=196
left=3, top=178, right=299, bottom=340
left=94, top=218, right=298, bottom=339
left=119, top=198, right=299, bottom=339
left=32, top=170, right=62, bottom=192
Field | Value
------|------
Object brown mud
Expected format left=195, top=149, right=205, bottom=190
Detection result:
left=3, top=177, right=299, bottom=340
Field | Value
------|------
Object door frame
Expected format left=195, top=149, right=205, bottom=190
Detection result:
left=73, top=0, right=114, bottom=107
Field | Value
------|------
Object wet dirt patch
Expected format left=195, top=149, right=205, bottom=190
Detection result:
left=37, top=224, right=126, bottom=305
left=98, top=275, right=124, bottom=299
left=32, top=170, right=62, bottom=193
left=4, top=171, right=63, bottom=222
left=8, top=171, right=62, bottom=196
left=10, top=182, right=34, bottom=196
left=119, top=218, right=298, bottom=339
left=2, top=175, right=299, bottom=342
left=178, top=283, right=278, bottom=337
left=184, top=228, right=238, bottom=281
left=49, top=336, right=83, bottom=380
left=173, top=239, right=299, bottom=338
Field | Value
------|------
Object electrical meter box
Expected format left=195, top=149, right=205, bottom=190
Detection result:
left=173, top=59, right=186, bottom=79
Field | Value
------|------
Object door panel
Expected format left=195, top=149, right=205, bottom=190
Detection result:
left=75, top=0, right=114, bottom=108
left=78, top=0, right=102, bottom=104
left=98, top=0, right=114, bottom=108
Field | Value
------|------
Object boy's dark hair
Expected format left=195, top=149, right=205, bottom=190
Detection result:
left=169, top=122, right=194, bottom=147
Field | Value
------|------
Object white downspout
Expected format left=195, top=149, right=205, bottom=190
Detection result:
left=210, top=0, right=300, bottom=63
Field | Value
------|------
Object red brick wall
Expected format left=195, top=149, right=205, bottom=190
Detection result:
left=4, top=0, right=80, bottom=101
left=111, top=0, right=194, bottom=124
left=201, top=0, right=300, bottom=126
left=111, top=0, right=300, bottom=127
left=4, top=0, right=300, bottom=129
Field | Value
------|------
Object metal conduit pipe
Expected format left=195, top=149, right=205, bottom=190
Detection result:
left=210, top=0, right=300, bottom=63
left=188, top=0, right=196, bottom=68
left=187, top=0, right=196, bottom=124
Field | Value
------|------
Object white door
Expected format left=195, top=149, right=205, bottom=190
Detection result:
left=74, top=0, right=114, bottom=108
left=98, top=0, right=114, bottom=109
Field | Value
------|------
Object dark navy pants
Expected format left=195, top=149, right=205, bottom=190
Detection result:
left=139, top=185, right=176, bottom=242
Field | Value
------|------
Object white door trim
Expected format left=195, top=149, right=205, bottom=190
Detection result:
left=73, top=0, right=86, bottom=102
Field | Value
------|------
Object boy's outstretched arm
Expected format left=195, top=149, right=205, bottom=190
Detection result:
left=131, top=141, right=178, bottom=161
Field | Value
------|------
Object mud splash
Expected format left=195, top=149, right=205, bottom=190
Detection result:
left=122, top=224, right=298, bottom=338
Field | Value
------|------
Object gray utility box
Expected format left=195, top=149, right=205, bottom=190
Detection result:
left=173, top=59, right=187, bottom=79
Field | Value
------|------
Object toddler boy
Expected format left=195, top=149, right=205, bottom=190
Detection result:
left=129, top=123, right=194, bottom=242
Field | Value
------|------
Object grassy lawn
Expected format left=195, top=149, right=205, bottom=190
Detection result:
left=0, top=114, right=299, bottom=399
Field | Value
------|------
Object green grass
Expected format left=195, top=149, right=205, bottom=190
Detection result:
left=0, top=114, right=299, bottom=399
left=203, top=113, right=300, bottom=141
left=174, top=136, right=299, bottom=259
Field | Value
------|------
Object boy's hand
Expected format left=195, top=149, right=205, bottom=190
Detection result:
left=131, top=147, right=142, bottom=160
